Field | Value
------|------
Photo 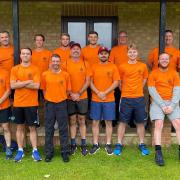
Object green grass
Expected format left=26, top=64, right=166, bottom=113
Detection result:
left=0, top=145, right=180, bottom=180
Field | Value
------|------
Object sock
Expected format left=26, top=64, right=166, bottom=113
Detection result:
left=71, top=138, right=76, bottom=145
left=33, top=148, right=37, bottom=152
left=81, top=139, right=86, bottom=146
left=106, top=143, right=111, bottom=145
left=155, top=145, right=161, bottom=151
left=18, top=148, right=23, bottom=152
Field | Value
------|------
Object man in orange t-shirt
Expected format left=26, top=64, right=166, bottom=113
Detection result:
left=41, top=54, right=71, bottom=163
left=0, top=68, right=12, bottom=159
left=81, top=31, right=100, bottom=67
left=32, top=34, right=52, bottom=99
left=148, top=30, right=180, bottom=72
left=53, top=33, right=71, bottom=67
left=148, top=52, right=180, bottom=166
left=10, top=48, right=41, bottom=162
left=89, top=46, right=120, bottom=155
left=0, top=31, right=14, bottom=73
left=63, top=43, right=91, bottom=156
left=114, top=44, right=150, bottom=156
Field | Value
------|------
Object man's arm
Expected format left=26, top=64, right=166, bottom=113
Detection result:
left=25, top=82, right=40, bottom=89
left=0, top=89, right=11, bottom=104
left=170, top=86, right=180, bottom=109
left=104, top=81, right=119, bottom=95
left=78, top=76, right=90, bottom=96
left=10, top=80, right=33, bottom=89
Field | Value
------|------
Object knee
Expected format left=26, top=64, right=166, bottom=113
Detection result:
left=29, top=126, right=36, bottom=133
left=172, top=119, right=180, bottom=131
left=105, top=121, right=112, bottom=128
left=92, top=121, right=99, bottom=128
left=70, top=119, right=77, bottom=126
left=155, top=121, right=163, bottom=130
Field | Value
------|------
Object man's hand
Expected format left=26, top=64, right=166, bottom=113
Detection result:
left=162, top=106, right=169, bottom=114
left=70, top=93, right=80, bottom=101
left=97, top=92, right=106, bottom=101
left=165, top=106, right=173, bottom=114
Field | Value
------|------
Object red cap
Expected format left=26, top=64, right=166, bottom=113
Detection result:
left=98, top=46, right=109, bottom=54
left=70, top=42, right=81, bottom=49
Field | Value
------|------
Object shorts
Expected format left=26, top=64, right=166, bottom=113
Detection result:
left=119, top=97, right=147, bottom=124
left=12, top=106, right=39, bottom=126
left=67, top=99, right=88, bottom=116
left=150, top=101, right=180, bottom=121
left=90, top=101, right=115, bottom=121
left=0, top=107, right=11, bottom=123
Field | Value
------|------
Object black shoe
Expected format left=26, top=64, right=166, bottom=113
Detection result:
left=70, top=144, right=77, bottom=155
left=89, top=144, right=100, bottom=155
left=105, top=144, right=113, bottom=155
left=81, top=145, right=88, bottom=156
left=155, top=150, right=165, bottom=166
left=45, top=155, right=53, bottom=162
left=62, top=153, right=70, bottom=163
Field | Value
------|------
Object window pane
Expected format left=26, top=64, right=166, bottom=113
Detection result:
left=68, top=22, right=86, bottom=47
left=94, top=23, right=112, bottom=49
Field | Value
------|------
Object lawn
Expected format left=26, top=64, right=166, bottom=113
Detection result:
left=0, top=145, right=179, bottom=180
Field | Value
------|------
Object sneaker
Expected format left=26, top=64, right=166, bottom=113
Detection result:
left=89, top=144, right=100, bottom=155
left=81, top=145, right=88, bottom=156
left=32, top=150, right=42, bottom=162
left=45, top=155, right=53, bottom=163
left=139, top=143, right=150, bottom=155
left=14, top=150, right=24, bottom=162
left=105, top=144, right=113, bottom=155
left=113, top=144, right=123, bottom=155
left=5, top=147, right=13, bottom=159
left=70, top=144, right=77, bottom=155
left=61, top=153, right=70, bottom=163
left=155, top=150, right=164, bottom=166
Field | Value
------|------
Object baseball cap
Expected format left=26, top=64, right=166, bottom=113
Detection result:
left=98, top=46, right=110, bottom=54
left=70, top=42, right=81, bottom=49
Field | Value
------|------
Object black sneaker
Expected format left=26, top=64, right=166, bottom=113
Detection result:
left=62, top=153, right=70, bottom=163
left=81, top=145, right=88, bottom=156
left=45, top=155, right=53, bottom=162
left=155, top=150, right=165, bottom=166
left=70, top=144, right=77, bottom=155
left=89, top=144, right=100, bottom=155
left=105, top=144, right=113, bottom=155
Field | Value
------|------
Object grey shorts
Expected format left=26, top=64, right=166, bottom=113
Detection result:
left=67, top=99, right=88, bottom=116
left=150, top=101, right=180, bottom=121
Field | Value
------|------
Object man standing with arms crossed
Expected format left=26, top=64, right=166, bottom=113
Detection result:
left=89, top=46, right=120, bottom=155
left=148, top=53, right=180, bottom=166
left=10, top=48, right=41, bottom=162
left=114, top=44, right=150, bottom=156
left=63, top=43, right=91, bottom=156
left=41, top=54, right=71, bottom=163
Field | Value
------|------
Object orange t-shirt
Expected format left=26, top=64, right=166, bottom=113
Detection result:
left=0, top=69, right=10, bottom=110
left=81, top=45, right=100, bottom=67
left=0, top=45, right=14, bottom=73
left=10, top=64, right=40, bottom=107
left=53, top=47, right=70, bottom=67
left=62, top=58, right=92, bottom=100
left=32, top=49, right=52, bottom=75
left=148, top=69, right=180, bottom=100
left=91, top=62, right=120, bottom=102
left=109, top=45, right=128, bottom=66
left=118, top=62, right=148, bottom=98
left=41, top=70, right=71, bottom=103
left=148, top=47, right=179, bottom=71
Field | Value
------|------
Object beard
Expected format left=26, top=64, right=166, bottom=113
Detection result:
left=158, top=63, right=168, bottom=69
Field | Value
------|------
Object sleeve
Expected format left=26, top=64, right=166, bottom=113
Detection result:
left=10, top=67, right=17, bottom=81
left=143, top=64, right=149, bottom=79
left=178, top=50, right=180, bottom=69
left=66, top=73, right=71, bottom=91
left=147, top=49, right=155, bottom=66
left=48, top=51, right=53, bottom=65
left=40, top=73, right=46, bottom=90
left=85, top=62, right=92, bottom=77
left=113, top=65, right=120, bottom=81
left=33, top=68, right=40, bottom=83
left=108, top=48, right=115, bottom=63
left=5, top=72, right=10, bottom=90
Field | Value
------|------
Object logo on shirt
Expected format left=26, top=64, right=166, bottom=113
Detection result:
left=43, top=57, right=47, bottom=61
left=107, top=71, right=112, bottom=78
left=0, top=79, right=4, bottom=84
left=138, top=70, right=143, bottom=75
left=59, top=80, right=64, bottom=85
left=28, top=73, right=33, bottom=80
left=167, top=79, right=173, bottom=85
left=80, top=67, right=84, bottom=72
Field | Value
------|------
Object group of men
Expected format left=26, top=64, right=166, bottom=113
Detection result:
left=0, top=29, right=180, bottom=166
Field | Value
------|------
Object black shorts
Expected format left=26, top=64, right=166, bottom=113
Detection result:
left=0, top=107, right=11, bottom=123
left=67, top=99, right=88, bottom=116
left=119, top=97, right=147, bottom=124
left=12, top=106, right=39, bottom=126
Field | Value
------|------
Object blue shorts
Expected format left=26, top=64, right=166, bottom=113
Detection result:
left=119, top=97, right=147, bottom=124
left=90, top=101, right=115, bottom=121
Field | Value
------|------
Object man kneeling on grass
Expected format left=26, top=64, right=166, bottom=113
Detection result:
left=148, top=52, right=180, bottom=166
left=89, top=46, right=120, bottom=155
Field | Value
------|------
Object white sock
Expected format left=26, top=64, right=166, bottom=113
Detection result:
left=18, top=148, right=23, bottom=152
left=33, top=148, right=37, bottom=152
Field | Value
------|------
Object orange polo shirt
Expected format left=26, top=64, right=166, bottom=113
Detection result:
left=118, top=62, right=148, bottom=98
left=41, top=70, right=71, bottom=103
left=0, top=45, right=14, bottom=73
left=148, top=47, right=179, bottom=71
left=109, top=45, right=128, bottom=66
left=0, top=68, right=10, bottom=110
left=91, top=62, right=120, bottom=102
left=82, top=45, right=100, bottom=66
left=148, top=69, right=180, bottom=100
left=62, top=58, right=92, bottom=100
left=10, top=64, right=40, bottom=107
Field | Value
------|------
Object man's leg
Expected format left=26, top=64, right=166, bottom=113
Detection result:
left=92, top=120, right=100, bottom=145
left=1, top=123, right=11, bottom=147
left=117, top=122, right=126, bottom=144
left=154, top=120, right=164, bottom=145
left=137, top=123, right=145, bottom=144
left=105, top=121, right=112, bottom=144
left=16, top=124, right=25, bottom=149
